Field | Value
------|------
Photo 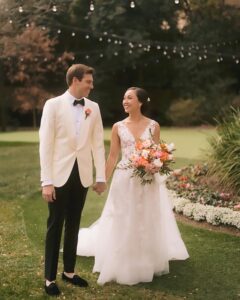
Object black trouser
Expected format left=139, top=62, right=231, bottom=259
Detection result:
left=44, top=161, right=88, bottom=281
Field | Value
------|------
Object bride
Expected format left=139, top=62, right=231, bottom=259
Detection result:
left=77, top=87, right=189, bottom=285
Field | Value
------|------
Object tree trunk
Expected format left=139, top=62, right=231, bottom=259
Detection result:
left=0, top=97, right=7, bottom=132
left=32, top=108, right=37, bottom=129
left=0, top=63, right=7, bottom=132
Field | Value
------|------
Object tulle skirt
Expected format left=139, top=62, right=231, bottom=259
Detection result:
left=77, top=169, right=189, bottom=285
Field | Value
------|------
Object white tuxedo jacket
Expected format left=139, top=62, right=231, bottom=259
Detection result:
left=39, top=91, right=105, bottom=187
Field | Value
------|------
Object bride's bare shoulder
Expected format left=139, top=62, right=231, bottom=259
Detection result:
left=147, top=118, right=160, bottom=128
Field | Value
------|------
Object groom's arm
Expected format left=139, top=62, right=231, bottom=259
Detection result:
left=39, top=100, right=55, bottom=186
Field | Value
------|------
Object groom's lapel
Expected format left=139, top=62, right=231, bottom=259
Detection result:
left=76, top=98, right=92, bottom=150
left=61, top=95, right=77, bottom=150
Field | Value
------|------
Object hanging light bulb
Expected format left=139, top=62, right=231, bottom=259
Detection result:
left=19, top=6, right=23, bottom=13
left=130, top=1, right=135, bottom=8
left=90, top=1, right=94, bottom=11
left=52, top=5, right=57, bottom=12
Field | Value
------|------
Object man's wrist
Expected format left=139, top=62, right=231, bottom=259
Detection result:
left=96, top=177, right=106, bottom=183
left=41, top=180, right=53, bottom=187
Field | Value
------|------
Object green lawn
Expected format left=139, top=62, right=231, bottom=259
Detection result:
left=0, top=126, right=215, bottom=164
left=1, top=128, right=239, bottom=300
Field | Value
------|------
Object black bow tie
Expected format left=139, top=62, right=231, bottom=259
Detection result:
left=73, top=98, right=85, bottom=106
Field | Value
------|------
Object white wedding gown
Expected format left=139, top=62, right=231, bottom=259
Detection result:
left=77, top=120, right=189, bottom=285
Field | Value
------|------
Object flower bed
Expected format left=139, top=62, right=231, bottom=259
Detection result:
left=166, top=164, right=240, bottom=229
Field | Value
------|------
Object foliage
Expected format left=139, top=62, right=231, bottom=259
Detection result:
left=207, top=108, right=240, bottom=195
left=0, top=0, right=240, bottom=128
left=172, top=195, right=240, bottom=229
left=166, top=164, right=240, bottom=209
left=166, top=98, right=202, bottom=126
left=1, top=23, right=73, bottom=127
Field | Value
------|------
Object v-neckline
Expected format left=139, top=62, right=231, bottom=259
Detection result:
left=122, top=120, right=152, bottom=142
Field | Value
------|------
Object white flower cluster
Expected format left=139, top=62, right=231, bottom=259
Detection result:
left=170, top=191, right=240, bottom=229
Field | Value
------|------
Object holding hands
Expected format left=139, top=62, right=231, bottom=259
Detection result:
left=93, top=182, right=107, bottom=195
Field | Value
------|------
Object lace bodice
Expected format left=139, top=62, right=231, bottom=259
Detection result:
left=116, top=119, right=156, bottom=169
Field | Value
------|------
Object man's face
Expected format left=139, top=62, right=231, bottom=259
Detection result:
left=74, top=74, right=94, bottom=97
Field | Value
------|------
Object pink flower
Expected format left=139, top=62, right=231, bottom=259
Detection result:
left=85, top=108, right=92, bottom=119
left=234, top=203, right=240, bottom=210
left=220, top=192, right=231, bottom=201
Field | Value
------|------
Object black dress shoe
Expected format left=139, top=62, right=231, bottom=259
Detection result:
left=44, top=282, right=61, bottom=296
left=62, top=273, right=89, bottom=287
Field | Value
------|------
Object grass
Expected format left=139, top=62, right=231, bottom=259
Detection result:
left=1, top=128, right=239, bottom=300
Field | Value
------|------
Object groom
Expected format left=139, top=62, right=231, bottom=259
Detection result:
left=39, top=64, right=106, bottom=296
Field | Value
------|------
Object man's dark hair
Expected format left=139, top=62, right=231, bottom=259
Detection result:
left=66, top=64, right=95, bottom=86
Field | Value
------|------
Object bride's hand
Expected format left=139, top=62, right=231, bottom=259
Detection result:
left=42, top=185, right=56, bottom=202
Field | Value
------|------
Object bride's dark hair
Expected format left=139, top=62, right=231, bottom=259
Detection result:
left=127, top=87, right=150, bottom=113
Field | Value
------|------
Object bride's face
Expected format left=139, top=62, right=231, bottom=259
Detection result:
left=122, top=90, right=142, bottom=114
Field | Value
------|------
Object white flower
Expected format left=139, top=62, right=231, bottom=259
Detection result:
left=142, top=139, right=152, bottom=148
left=167, top=143, right=175, bottom=152
left=153, top=159, right=163, bottom=168
left=183, top=203, right=195, bottom=217
left=170, top=190, right=240, bottom=229
left=141, top=149, right=150, bottom=159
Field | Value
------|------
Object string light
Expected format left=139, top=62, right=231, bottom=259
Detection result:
left=130, top=1, right=135, bottom=8
left=90, top=1, right=94, bottom=12
left=1, top=5, right=240, bottom=67
left=52, top=5, right=57, bottom=12
left=174, top=0, right=180, bottom=4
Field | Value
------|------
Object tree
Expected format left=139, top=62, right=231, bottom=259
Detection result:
left=0, top=0, right=73, bottom=129
left=1, top=23, right=73, bottom=128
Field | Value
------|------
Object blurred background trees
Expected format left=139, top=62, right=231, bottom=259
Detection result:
left=0, top=0, right=239, bottom=129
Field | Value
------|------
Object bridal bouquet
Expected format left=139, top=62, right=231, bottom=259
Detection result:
left=128, top=138, right=175, bottom=185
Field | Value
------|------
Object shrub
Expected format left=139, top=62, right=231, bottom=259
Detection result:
left=166, top=98, right=201, bottom=126
left=207, top=108, right=240, bottom=195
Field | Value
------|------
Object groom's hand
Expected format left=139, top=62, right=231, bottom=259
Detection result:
left=42, top=185, right=56, bottom=202
left=93, top=182, right=107, bottom=195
